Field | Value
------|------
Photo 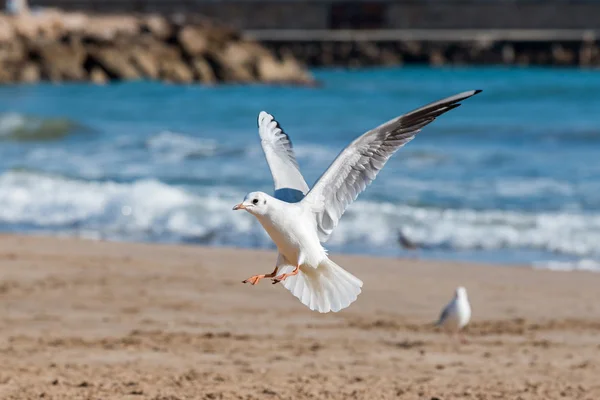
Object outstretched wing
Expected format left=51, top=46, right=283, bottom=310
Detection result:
left=258, top=111, right=309, bottom=203
left=302, top=90, right=481, bottom=242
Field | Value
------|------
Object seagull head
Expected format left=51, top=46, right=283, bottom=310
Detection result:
left=455, top=286, right=468, bottom=299
left=232, top=191, right=270, bottom=216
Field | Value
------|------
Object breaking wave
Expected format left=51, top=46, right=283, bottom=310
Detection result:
left=0, top=171, right=597, bottom=268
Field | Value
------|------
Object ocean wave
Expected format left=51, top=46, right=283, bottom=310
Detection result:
left=383, top=176, right=590, bottom=210
left=533, top=259, right=600, bottom=272
left=146, top=131, right=218, bottom=161
left=327, top=201, right=600, bottom=259
left=0, top=112, right=90, bottom=141
left=146, top=131, right=248, bottom=162
left=0, top=171, right=598, bottom=263
left=0, top=170, right=268, bottom=245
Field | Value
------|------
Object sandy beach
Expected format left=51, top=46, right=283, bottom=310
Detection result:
left=0, top=234, right=598, bottom=399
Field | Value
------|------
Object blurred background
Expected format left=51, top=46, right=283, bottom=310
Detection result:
left=0, top=0, right=599, bottom=270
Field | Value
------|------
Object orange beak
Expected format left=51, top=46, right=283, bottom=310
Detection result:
left=232, top=203, right=246, bottom=210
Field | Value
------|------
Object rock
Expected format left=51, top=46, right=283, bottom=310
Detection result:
left=159, top=60, right=194, bottom=83
left=19, top=62, right=40, bottom=83
left=82, top=15, right=140, bottom=43
left=11, top=11, right=67, bottom=41
left=33, top=41, right=87, bottom=81
left=59, top=12, right=89, bottom=33
left=142, top=15, right=172, bottom=40
left=205, top=25, right=240, bottom=45
left=131, top=48, right=159, bottom=79
left=256, top=52, right=313, bottom=85
left=178, top=26, right=209, bottom=57
left=429, top=49, right=446, bottom=66
left=0, top=17, right=15, bottom=42
left=11, top=15, right=41, bottom=40
left=89, top=67, right=108, bottom=84
left=357, top=42, right=381, bottom=64
left=191, top=57, right=217, bottom=84
left=88, top=46, right=139, bottom=80
left=154, top=44, right=194, bottom=83
left=552, top=44, right=575, bottom=65
left=0, top=40, right=25, bottom=64
left=0, top=65, right=15, bottom=83
left=214, top=41, right=260, bottom=82
left=380, top=48, right=402, bottom=66
left=579, top=44, right=596, bottom=66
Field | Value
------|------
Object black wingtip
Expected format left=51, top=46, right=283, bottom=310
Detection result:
left=474, top=89, right=483, bottom=95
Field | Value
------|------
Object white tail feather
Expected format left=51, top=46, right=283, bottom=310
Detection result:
left=280, top=258, right=363, bottom=313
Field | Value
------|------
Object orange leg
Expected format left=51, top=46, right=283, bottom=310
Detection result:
left=242, top=267, right=278, bottom=285
left=271, top=265, right=300, bottom=284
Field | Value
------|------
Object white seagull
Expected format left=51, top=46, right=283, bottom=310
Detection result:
left=233, top=90, right=481, bottom=313
left=435, top=286, right=472, bottom=333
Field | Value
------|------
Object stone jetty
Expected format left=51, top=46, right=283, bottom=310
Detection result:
left=0, top=10, right=315, bottom=85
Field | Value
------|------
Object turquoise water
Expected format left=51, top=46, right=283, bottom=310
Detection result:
left=0, top=66, right=599, bottom=270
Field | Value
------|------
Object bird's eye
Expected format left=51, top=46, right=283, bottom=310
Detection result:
left=252, top=199, right=259, bottom=205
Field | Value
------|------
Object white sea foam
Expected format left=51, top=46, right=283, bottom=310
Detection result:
left=0, top=171, right=190, bottom=227
left=0, top=112, right=28, bottom=137
left=147, top=131, right=218, bottom=161
left=533, top=259, right=600, bottom=272
left=0, top=171, right=268, bottom=245
left=494, top=178, right=574, bottom=198
left=0, top=171, right=598, bottom=266
left=329, top=200, right=600, bottom=258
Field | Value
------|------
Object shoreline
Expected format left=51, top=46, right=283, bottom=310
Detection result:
left=1, top=232, right=599, bottom=317
left=4, top=230, right=597, bottom=273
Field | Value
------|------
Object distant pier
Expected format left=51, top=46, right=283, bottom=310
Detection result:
left=243, top=29, right=600, bottom=43
left=15, top=0, right=600, bottom=67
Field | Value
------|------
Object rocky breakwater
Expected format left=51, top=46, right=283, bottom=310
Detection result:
left=0, top=11, right=314, bottom=85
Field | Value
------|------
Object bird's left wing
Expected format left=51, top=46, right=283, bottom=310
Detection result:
left=258, top=111, right=310, bottom=203
left=302, top=90, right=481, bottom=242
left=435, top=302, right=452, bottom=326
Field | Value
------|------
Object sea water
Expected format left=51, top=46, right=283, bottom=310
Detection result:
left=0, top=66, right=598, bottom=270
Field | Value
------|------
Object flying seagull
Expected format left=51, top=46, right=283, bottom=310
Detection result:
left=435, top=286, right=472, bottom=338
left=233, top=90, right=481, bottom=313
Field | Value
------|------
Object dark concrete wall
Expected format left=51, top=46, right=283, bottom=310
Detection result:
left=10, top=1, right=600, bottom=30
left=386, top=2, right=600, bottom=30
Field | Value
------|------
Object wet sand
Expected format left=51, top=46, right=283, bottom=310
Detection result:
left=0, top=234, right=598, bottom=399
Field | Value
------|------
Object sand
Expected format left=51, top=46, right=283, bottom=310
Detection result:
left=0, top=234, right=599, bottom=399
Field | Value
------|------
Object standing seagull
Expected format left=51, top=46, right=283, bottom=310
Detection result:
left=233, top=90, right=481, bottom=313
left=435, top=286, right=472, bottom=336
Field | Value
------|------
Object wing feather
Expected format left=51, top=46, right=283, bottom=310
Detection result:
left=258, top=111, right=309, bottom=203
left=302, top=90, right=482, bottom=242
left=436, top=302, right=453, bottom=327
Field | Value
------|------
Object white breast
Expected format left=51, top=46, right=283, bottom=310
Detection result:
left=256, top=201, right=326, bottom=267
left=456, top=297, right=472, bottom=329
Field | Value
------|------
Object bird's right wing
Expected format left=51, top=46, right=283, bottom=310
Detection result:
left=258, top=112, right=310, bottom=203
left=302, top=90, right=481, bottom=242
